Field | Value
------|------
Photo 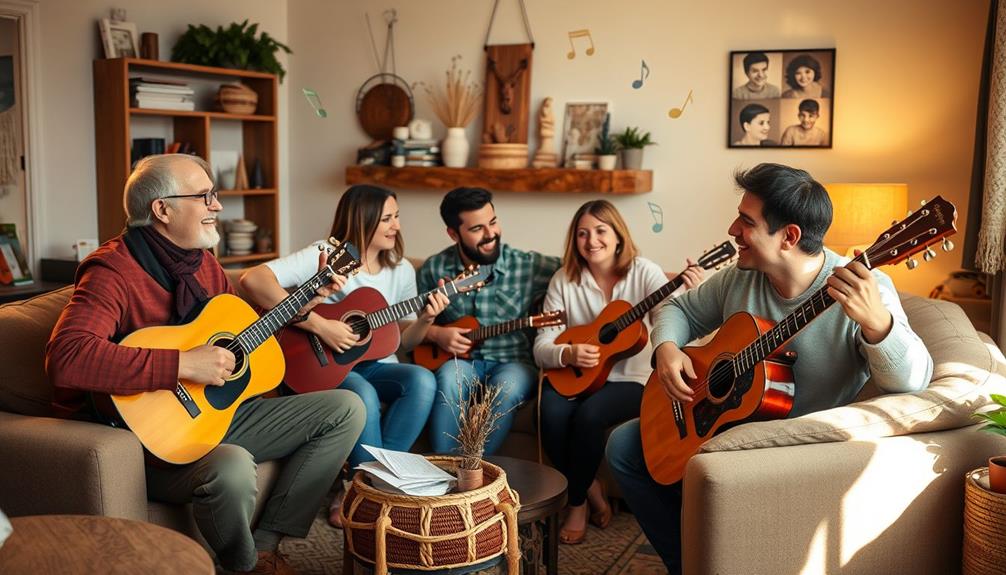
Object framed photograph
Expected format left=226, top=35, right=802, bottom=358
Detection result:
left=99, top=18, right=139, bottom=59
left=728, top=48, right=835, bottom=148
left=560, top=102, right=608, bottom=167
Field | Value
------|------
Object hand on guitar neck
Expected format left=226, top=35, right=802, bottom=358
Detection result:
left=825, top=258, right=893, bottom=343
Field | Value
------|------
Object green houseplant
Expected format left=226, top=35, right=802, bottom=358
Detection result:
left=974, top=394, right=1006, bottom=493
left=594, top=113, right=619, bottom=170
left=614, top=126, right=656, bottom=170
left=171, top=20, right=292, bottom=81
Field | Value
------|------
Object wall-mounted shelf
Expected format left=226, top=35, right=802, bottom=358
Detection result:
left=345, top=166, right=652, bottom=194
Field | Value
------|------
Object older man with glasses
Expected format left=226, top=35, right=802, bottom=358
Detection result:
left=46, top=154, right=366, bottom=575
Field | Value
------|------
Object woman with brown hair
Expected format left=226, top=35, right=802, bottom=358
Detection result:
left=532, top=199, right=701, bottom=545
left=241, top=184, right=447, bottom=527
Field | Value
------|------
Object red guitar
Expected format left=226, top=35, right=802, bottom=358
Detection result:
left=640, top=196, right=958, bottom=485
left=547, top=242, right=737, bottom=397
left=411, top=310, right=567, bottom=371
left=279, top=266, right=491, bottom=394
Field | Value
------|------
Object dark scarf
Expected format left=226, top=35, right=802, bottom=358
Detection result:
left=136, top=226, right=208, bottom=321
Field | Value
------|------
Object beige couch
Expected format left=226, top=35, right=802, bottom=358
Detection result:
left=681, top=294, right=1006, bottom=575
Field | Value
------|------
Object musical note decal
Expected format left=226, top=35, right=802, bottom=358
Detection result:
left=632, top=59, right=650, bottom=89
left=566, top=29, right=595, bottom=59
left=302, top=88, right=328, bottom=118
left=647, top=202, right=664, bottom=233
left=667, top=89, right=693, bottom=119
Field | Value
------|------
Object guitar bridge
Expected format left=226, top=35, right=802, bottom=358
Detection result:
left=672, top=400, right=687, bottom=440
left=309, top=334, right=330, bottom=367
left=175, top=382, right=201, bottom=419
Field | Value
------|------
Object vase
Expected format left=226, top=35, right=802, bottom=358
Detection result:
left=442, top=127, right=470, bottom=168
left=598, top=154, right=617, bottom=170
left=217, top=83, right=258, bottom=115
left=621, top=148, right=644, bottom=170
left=989, top=456, right=1006, bottom=493
left=456, top=466, right=484, bottom=491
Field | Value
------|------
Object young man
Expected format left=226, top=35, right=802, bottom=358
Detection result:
left=732, top=51, right=781, bottom=100
left=418, top=187, right=560, bottom=455
left=605, top=163, right=933, bottom=574
left=46, top=154, right=365, bottom=575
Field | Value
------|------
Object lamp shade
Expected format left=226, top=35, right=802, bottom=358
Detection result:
left=823, top=183, right=909, bottom=255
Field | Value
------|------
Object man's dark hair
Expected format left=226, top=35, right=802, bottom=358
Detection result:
left=798, top=99, right=820, bottom=114
left=439, top=187, right=494, bottom=230
left=739, top=103, right=770, bottom=129
left=734, top=163, right=832, bottom=255
left=743, top=51, right=770, bottom=74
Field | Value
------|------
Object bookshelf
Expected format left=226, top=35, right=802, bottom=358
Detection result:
left=92, top=58, right=280, bottom=266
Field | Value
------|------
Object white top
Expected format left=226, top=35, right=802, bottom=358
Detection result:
left=533, top=257, right=678, bottom=385
left=266, top=240, right=418, bottom=363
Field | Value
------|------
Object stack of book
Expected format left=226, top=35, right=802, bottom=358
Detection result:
left=130, top=77, right=195, bottom=111
left=396, top=139, right=442, bottom=167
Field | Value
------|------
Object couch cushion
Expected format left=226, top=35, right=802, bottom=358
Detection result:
left=0, top=287, right=73, bottom=416
left=700, top=293, right=1006, bottom=452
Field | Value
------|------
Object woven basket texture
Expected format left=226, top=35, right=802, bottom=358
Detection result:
left=963, top=468, right=1006, bottom=575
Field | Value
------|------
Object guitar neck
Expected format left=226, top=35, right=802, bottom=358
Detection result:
left=368, top=282, right=461, bottom=329
left=236, top=268, right=335, bottom=352
left=613, top=275, right=686, bottom=331
left=470, top=316, right=533, bottom=343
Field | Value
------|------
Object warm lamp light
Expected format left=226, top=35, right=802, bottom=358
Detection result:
left=824, top=183, right=909, bottom=256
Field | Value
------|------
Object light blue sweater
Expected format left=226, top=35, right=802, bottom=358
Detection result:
left=651, top=249, right=933, bottom=417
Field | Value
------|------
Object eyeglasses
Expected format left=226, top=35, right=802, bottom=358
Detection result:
left=160, top=189, right=219, bottom=206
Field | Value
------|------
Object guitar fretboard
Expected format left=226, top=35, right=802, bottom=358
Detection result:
left=470, top=316, right=534, bottom=343
left=365, top=283, right=461, bottom=330
left=612, top=275, right=686, bottom=331
left=236, top=266, right=343, bottom=353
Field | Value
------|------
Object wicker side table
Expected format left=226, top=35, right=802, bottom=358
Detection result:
left=963, top=467, right=1006, bottom=575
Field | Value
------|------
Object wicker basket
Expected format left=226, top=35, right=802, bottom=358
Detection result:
left=341, top=457, right=521, bottom=574
left=963, top=467, right=1006, bottom=575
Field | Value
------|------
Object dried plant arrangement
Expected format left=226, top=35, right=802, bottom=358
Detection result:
left=416, top=55, right=482, bottom=128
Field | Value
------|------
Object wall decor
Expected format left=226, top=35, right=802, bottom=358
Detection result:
left=728, top=48, right=835, bottom=148
left=560, top=102, right=608, bottom=168
left=99, top=18, right=140, bottom=59
left=481, top=0, right=534, bottom=144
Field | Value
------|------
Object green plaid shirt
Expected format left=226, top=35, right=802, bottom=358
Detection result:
left=418, top=243, right=561, bottom=366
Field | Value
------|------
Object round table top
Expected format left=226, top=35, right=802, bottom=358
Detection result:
left=0, top=515, right=214, bottom=574
left=486, top=455, right=567, bottom=523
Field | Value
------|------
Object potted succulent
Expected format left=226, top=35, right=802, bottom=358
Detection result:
left=614, top=126, right=656, bottom=170
left=595, top=113, right=619, bottom=170
left=171, top=20, right=292, bottom=81
left=974, top=394, right=1006, bottom=493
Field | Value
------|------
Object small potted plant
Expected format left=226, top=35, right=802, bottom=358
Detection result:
left=595, top=113, right=619, bottom=170
left=171, top=20, right=292, bottom=80
left=614, top=126, right=656, bottom=170
left=446, top=365, right=514, bottom=491
left=973, top=394, right=1006, bottom=493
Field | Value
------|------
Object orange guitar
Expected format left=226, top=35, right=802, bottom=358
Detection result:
left=111, top=240, right=361, bottom=465
left=412, top=310, right=567, bottom=371
left=547, top=242, right=737, bottom=397
left=279, top=265, right=491, bottom=394
left=641, top=196, right=958, bottom=485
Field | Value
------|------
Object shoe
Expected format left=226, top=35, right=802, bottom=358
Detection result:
left=588, top=485, right=612, bottom=529
left=559, top=525, right=586, bottom=545
left=230, top=551, right=297, bottom=575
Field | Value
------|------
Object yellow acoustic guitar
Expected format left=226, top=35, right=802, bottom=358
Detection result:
left=111, top=240, right=361, bottom=464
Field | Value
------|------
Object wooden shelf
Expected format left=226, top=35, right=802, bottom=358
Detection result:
left=219, top=188, right=277, bottom=197
left=218, top=252, right=278, bottom=265
left=130, top=108, right=275, bottom=122
left=115, top=57, right=276, bottom=79
left=345, top=166, right=652, bottom=194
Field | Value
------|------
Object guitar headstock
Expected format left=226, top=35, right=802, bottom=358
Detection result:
left=861, top=196, right=957, bottom=270
left=451, top=264, right=493, bottom=294
left=696, top=241, right=737, bottom=271
left=531, top=309, right=567, bottom=328
left=323, top=239, right=362, bottom=278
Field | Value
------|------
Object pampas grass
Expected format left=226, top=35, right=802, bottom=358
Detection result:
left=416, top=55, right=482, bottom=128
left=444, top=359, right=515, bottom=470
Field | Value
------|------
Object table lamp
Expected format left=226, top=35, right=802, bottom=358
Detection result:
left=823, top=183, right=909, bottom=256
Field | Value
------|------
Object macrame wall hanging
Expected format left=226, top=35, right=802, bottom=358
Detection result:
left=481, top=0, right=534, bottom=145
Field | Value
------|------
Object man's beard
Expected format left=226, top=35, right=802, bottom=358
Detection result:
left=459, top=234, right=501, bottom=265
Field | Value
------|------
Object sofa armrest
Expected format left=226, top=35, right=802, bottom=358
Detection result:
left=682, top=424, right=1003, bottom=575
left=0, top=411, right=148, bottom=520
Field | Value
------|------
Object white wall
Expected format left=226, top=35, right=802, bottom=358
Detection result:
left=287, top=0, right=988, bottom=296
left=32, top=0, right=288, bottom=259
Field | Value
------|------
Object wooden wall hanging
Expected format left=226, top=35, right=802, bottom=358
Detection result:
left=481, top=0, right=534, bottom=145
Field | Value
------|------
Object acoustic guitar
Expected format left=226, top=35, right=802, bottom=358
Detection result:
left=411, top=310, right=567, bottom=371
left=280, top=265, right=491, bottom=394
left=547, top=242, right=737, bottom=397
left=640, top=196, right=957, bottom=485
left=111, top=239, right=362, bottom=465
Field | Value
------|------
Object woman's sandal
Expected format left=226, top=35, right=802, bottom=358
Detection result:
left=559, top=525, right=587, bottom=545
left=588, top=485, right=613, bottom=529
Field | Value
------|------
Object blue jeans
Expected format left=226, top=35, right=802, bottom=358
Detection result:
left=339, top=360, right=437, bottom=467
left=429, top=359, right=537, bottom=455
left=606, top=419, right=683, bottom=575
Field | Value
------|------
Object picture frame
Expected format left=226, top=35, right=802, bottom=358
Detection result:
left=0, top=224, right=32, bottom=285
left=728, top=48, right=835, bottom=148
left=99, top=18, right=139, bottom=59
left=560, top=102, right=608, bottom=167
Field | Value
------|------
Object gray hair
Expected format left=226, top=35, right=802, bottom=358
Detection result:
left=124, top=154, right=214, bottom=227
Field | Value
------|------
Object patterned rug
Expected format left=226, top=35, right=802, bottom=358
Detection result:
left=278, top=498, right=668, bottom=574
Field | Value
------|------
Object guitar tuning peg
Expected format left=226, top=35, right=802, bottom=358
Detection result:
left=906, top=210, right=913, bottom=217
left=923, top=247, right=936, bottom=262
left=920, top=200, right=927, bottom=207
left=942, top=237, right=954, bottom=252
left=905, top=257, right=919, bottom=270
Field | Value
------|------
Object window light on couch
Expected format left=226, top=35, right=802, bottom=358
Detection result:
left=823, top=183, right=909, bottom=257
